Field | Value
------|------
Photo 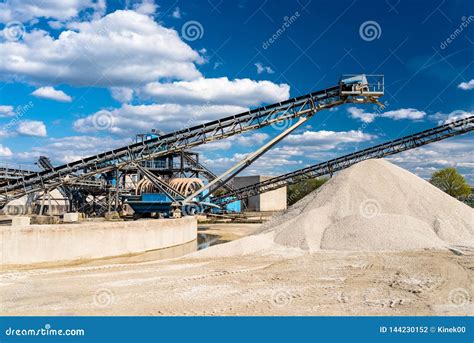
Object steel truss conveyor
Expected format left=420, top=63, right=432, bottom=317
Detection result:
left=0, top=75, right=384, bottom=206
left=212, top=116, right=474, bottom=205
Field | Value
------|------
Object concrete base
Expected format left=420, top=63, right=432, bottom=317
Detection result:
left=31, top=215, right=60, bottom=225
left=1, top=217, right=197, bottom=266
left=11, top=217, right=30, bottom=227
left=63, top=212, right=79, bottom=223
left=104, top=211, right=122, bottom=221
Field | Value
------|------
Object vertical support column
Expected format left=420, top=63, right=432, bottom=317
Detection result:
left=115, top=169, right=119, bottom=212
left=47, top=190, right=52, bottom=216
left=39, top=190, right=46, bottom=215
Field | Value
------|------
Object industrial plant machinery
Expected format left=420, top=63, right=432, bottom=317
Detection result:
left=0, top=74, right=385, bottom=216
left=212, top=116, right=474, bottom=205
left=2, top=73, right=473, bottom=219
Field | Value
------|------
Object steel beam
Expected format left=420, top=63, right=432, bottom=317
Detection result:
left=213, top=116, right=474, bottom=205
left=0, top=75, right=384, bottom=206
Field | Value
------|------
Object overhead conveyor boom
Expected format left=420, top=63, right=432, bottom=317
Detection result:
left=0, top=74, right=384, bottom=206
left=212, top=116, right=474, bottom=205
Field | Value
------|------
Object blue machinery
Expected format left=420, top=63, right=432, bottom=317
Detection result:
left=1, top=74, right=470, bottom=218
left=0, top=74, right=384, bottom=216
left=0, top=74, right=473, bottom=216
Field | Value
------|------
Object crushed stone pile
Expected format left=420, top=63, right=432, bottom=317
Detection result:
left=197, top=159, right=474, bottom=256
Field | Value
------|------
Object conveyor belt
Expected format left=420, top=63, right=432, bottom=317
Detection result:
left=0, top=75, right=384, bottom=205
left=213, top=116, right=474, bottom=205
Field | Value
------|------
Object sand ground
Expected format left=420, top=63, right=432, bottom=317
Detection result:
left=1, top=224, right=472, bottom=316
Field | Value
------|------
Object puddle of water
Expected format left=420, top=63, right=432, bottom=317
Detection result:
left=81, top=232, right=223, bottom=266
left=2, top=232, right=224, bottom=271
left=197, top=233, right=221, bottom=250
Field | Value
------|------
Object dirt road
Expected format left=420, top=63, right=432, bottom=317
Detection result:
left=1, top=248, right=472, bottom=316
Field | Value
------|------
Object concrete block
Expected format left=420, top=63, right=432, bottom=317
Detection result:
left=31, top=215, right=60, bottom=225
left=11, top=216, right=30, bottom=226
left=104, top=211, right=122, bottom=221
left=63, top=212, right=79, bottom=223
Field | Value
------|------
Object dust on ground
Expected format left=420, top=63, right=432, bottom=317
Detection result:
left=1, top=159, right=473, bottom=316
left=1, top=249, right=472, bottom=316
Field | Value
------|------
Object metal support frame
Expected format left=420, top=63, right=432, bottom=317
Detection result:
left=213, top=116, right=474, bottom=205
left=182, top=116, right=310, bottom=204
left=134, top=164, right=185, bottom=201
left=0, top=75, right=384, bottom=207
left=182, top=152, right=236, bottom=193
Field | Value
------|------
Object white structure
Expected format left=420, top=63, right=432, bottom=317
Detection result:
left=234, top=175, right=287, bottom=212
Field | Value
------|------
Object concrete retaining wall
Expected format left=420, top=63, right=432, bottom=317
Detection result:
left=0, top=217, right=197, bottom=266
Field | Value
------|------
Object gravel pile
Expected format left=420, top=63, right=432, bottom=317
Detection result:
left=198, top=159, right=474, bottom=256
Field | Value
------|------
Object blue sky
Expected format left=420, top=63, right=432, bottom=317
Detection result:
left=0, top=0, right=473, bottom=182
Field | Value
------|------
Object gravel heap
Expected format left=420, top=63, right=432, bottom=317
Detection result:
left=198, top=159, right=474, bottom=256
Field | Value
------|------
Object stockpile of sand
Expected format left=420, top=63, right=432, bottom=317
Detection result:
left=197, top=159, right=474, bottom=256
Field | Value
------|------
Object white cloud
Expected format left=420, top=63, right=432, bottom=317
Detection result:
left=429, top=110, right=474, bottom=125
left=0, top=144, right=13, bottom=157
left=286, top=130, right=375, bottom=150
left=31, top=86, right=72, bottom=102
left=255, top=62, right=274, bottom=74
left=0, top=0, right=105, bottom=24
left=47, top=20, right=65, bottom=30
left=347, top=107, right=377, bottom=123
left=201, top=129, right=375, bottom=176
left=0, top=105, right=15, bottom=117
left=203, top=146, right=305, bottom=176
left=236, top=133, right=269, bottom=147
left=348, top=107, right=426, bottom=123
left=197, top=133, right=270, bottom=152
left=383, top=108, right=426, bottom=121
left=142, top=77, right=289, bottom=106
left=0, top=10, right=203, bottom=86
left=458, top=79, right=474, bottom=90
left=197, top=140, right=233, bottom=151
left=16, top=135, right=126, bottom=164
left=132, top=0, right=157, bottom=15
left=172, top=7, right=181, bottom=19
left=73, top=103, right=249, bottom=136
left=74, top=75, right=290, bottom=136
left=386, top=136, right=474, bottom=183
left=17, top=120, right=47, bottom=137
left=110, top=87, right=134, bottom=103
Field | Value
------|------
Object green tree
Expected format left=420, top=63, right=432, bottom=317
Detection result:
left=287, top=177, right=327, bottom=206
left=430, top=167, right=471, bottom=200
